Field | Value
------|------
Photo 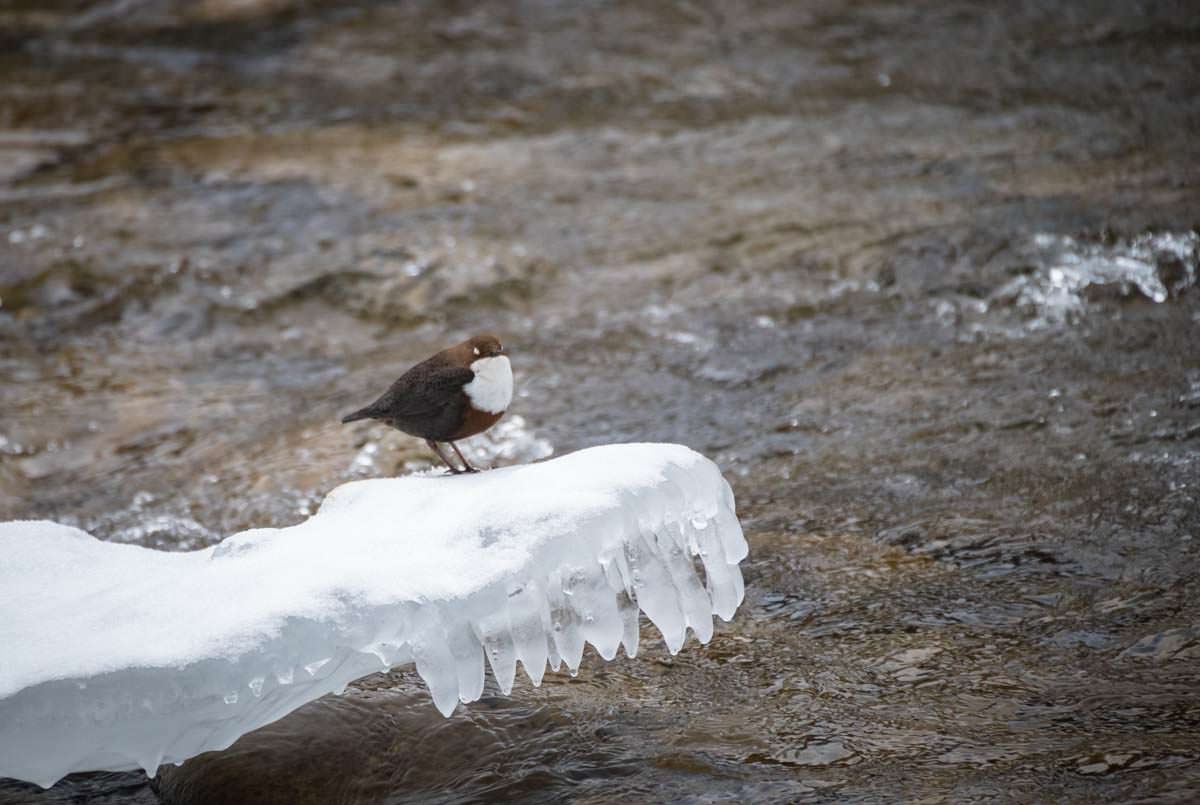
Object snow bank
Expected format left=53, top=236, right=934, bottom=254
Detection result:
left=0, top=443, right=746, bottom=787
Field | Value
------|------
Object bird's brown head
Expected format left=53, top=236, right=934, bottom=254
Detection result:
left=465, top=334, right=505, bottom=359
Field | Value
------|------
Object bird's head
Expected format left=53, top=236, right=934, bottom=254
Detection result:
left=466, top=334, right=505, bottom=359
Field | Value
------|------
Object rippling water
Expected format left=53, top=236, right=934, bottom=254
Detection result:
left=2, top=1, right=1198, bottom=802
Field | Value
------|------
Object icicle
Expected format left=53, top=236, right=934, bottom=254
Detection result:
left=546, top=567, right=586, bottom=674
left=411, top=609, right=460, bottom=716
left=474, top=607, right=518, bottom=695
left=625, top=531, right=688, bottom=653
left=445, top=620, right=485, bottom=704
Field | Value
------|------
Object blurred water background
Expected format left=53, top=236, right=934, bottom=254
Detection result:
left=1, top=1, right=1198, bottom=802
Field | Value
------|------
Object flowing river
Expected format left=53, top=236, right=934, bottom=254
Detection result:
left=1, top=1, right=1198, bottom=802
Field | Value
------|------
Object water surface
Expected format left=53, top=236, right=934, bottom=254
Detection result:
left=1, top=1, right=1198, bottom=802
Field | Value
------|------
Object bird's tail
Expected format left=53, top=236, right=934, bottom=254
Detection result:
left=340, top=407, right=374, bottom=424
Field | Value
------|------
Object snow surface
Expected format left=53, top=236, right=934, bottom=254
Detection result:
left=0, top=443, right=746, bottom=787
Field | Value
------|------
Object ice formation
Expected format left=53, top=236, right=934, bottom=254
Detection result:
left=0, top=443, right=746, bottom=787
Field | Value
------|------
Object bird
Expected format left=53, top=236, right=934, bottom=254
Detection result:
left=340, top=334, right=512, bottom=474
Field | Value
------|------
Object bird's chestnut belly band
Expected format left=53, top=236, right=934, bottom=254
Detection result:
left=452, top=404, right=504, bottom=440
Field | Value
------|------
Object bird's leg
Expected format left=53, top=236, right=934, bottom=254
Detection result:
left=426, top=440, right=463, bottom=474
left=449, top=442, right=480, bottom=473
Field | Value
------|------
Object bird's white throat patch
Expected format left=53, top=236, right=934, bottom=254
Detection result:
left=464, top=355, right=513, bottom=414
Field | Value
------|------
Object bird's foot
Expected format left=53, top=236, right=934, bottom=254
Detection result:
left=449, top=442, right=483, bottom=473
left=427, top=440, right=466, bottom=475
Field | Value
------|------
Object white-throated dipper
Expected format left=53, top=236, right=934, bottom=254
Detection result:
left=341, top=334, right=512, bottom=474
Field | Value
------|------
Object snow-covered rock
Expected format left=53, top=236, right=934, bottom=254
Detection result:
left=0, top=443, right=746, bottom=787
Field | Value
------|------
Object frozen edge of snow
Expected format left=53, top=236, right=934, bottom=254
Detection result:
left=0, top=444, right=746, bottom=787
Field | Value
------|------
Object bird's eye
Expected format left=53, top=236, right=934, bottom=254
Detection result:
left=473, top=346, right=481, bottom=356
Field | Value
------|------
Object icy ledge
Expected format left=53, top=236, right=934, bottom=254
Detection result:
left=0, top=443, right=746, bottom=787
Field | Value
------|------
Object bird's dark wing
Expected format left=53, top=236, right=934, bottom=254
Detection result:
left=357, top=360, right=474, bottom=421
